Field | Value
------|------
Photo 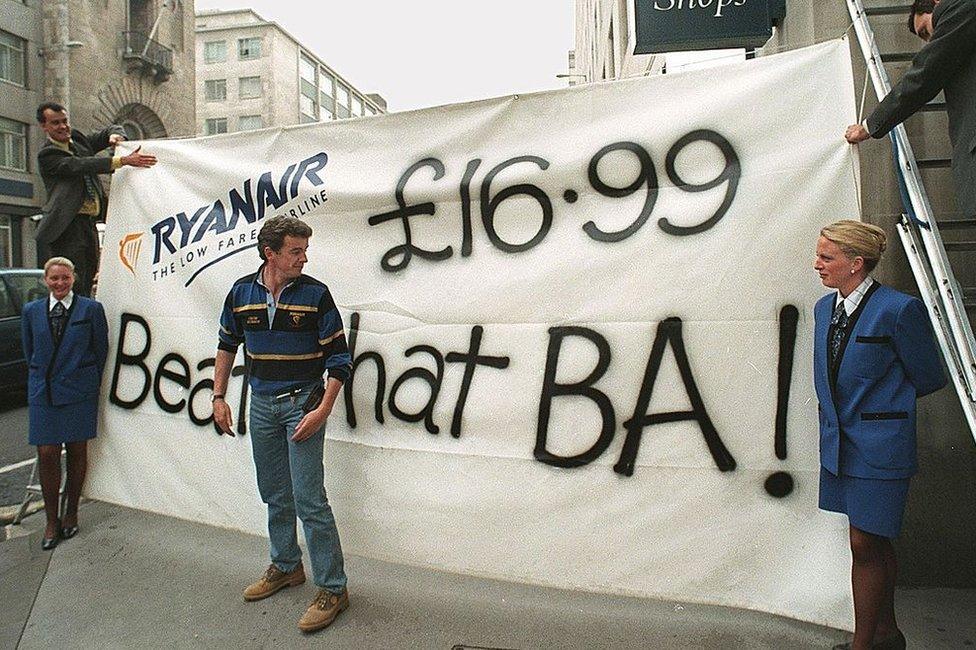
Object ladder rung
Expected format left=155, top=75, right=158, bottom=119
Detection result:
left=864, top=5, right=911, bottom=15
left=920, top=101, right=947, bottom=112
left=942, top=241, right=976, bottom=251
left=881, top=52, right=916, bottom=62
left=962, top=288, right=976, bottom=309
left=937, top=218, right=976, bottom=230
left=915, top=158, right=952, bottom=169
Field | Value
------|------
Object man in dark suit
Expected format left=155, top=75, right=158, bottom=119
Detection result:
left=845, top=0, right=976, bottom=218
left=35, top=102, right=157, bottom=296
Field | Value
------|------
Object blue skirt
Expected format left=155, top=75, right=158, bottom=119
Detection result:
left=819, top=466, right=910, bottom=538
left=28, top=399, right=99, bottom=446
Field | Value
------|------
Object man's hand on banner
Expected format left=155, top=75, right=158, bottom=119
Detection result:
left=120, top=146, right=158, bottom=168
left=845, top=124, right=871, bottom=144
left=213, top=398, right=235, bottom=436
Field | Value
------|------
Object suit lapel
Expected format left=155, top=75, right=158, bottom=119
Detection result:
left=815, top=297, right=832, bottom=393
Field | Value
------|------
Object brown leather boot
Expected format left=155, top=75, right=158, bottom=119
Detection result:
left=297, top=588, right=349, bottom=633
left=243, top=563, right=305, bottom=601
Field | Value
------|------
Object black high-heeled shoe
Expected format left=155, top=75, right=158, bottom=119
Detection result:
left=41, top=520, right=61, bottom=551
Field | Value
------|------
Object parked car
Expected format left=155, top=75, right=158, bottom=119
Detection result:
left=0, top=268, right=48, bottom=392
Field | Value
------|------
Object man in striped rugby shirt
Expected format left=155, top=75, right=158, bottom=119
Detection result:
left=213, top=215, right=352, bottom=633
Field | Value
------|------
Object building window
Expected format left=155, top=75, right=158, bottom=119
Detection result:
left=0, top=30, right=27, bottom=87
left=0, top=215, right=11, bottom=269
left=299, top=94, right=317, bottom=122
left=238, top=37, right=261, bottom=60
left=204, top=79, right=227, bottom=101
left=0, top=117, right=27, bottom=171
left=205, top=118, right=227, bottom=135
left=319, top=68, right=335, bottom=117
left=335, top=84, right=350, bottom=119
left=320, top=103, right=333, bottom=121
left=239, top=76, right=262, bottom=99
left=299, top=54, right=316, bottom=84
left=352, top=96, right=364, bottom=117
left=238, top=115, right=263, bottom=131
left=203, top=40, right=226, bottom=64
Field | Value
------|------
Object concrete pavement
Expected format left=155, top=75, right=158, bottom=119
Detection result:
left=2, top=501, right=974, bottom=649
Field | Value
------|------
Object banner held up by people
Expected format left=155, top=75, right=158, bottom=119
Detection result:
left=90, top=38, right=860, bottom=628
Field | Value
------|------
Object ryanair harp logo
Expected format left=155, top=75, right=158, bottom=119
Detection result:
left=290, top=312, right=305, bottom=327
left=118, top=232, right=145, bottom=275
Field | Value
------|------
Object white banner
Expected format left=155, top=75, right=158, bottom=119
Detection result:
left=90, top=39, right=860, bottom=628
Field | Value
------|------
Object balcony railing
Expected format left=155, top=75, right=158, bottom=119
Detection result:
left=122, top=31, right=173, bottom=82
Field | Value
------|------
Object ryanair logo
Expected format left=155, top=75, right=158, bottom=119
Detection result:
left=118, top=232, right=144, bottom=275
left=147, top=152, right=330, bottom=287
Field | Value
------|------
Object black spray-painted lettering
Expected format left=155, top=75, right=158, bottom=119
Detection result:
left=367, top=129, right=741, bottom=272
left=388, top=345, right=444, bottom=435
left=765, top=305, right=798, bottom=498
left=367, top=158, right=452, bottom=272
left=659, top=130, right=740, bottom=236
left=617, top=317, right=734, bottom=476
left=444, top=325, right=511, bottom=438
left=535, top=326, right=616, bottom=467
left=344, top=312, right=387, bottom=428
left=479, top=155, right=553, bottom=253
left=109, top=312, right=248, bottom=434
left=583, top=141, right=659, bottom=242
left=343, top=312, right=510, bottom=438
left=535, top=320, right=736, bottom=477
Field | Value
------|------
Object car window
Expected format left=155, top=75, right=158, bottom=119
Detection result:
left=0, top=279, right=15, bottom=318
left=3, top=273, right=47, bottom=311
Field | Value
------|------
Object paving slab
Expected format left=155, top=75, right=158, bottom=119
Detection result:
left=4, top=501, right=973, bottom=649
left=0, top=524, right=51, bottom=650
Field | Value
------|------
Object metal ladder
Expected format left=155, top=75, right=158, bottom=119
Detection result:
left=847, top=0, right=976, bottom=441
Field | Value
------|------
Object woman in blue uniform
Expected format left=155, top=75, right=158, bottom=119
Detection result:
left=21, top=257, right=109, bottom=550
left=813, top=221, right=946, bottom=650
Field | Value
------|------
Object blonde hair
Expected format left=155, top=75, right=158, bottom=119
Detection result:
left=44, top=256, right=75, bottom=274
left=820, top=220, right=887, bottom=272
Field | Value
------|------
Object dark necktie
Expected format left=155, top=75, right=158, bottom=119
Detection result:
left=50, top=301, right=67, bottom=342
left=68, top=142, right=99, bottom=200
left=82, top=174, right=99, bottom=200
left=829, top=301, right=849, bottom=364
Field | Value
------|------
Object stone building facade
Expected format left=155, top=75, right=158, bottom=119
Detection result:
left=571, top=0, right=663, bottom=83
left=0, top=0, right=195, bottom=269
left=0, top=0, right=45, bottom=268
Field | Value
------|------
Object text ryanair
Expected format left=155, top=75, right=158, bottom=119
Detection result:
left=148, top=152, right=329, bottom=281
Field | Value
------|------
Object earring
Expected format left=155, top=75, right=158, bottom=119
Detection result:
left=850, top=269, right=855, bottom=274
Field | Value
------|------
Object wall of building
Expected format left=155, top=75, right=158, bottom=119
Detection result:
left=770, top=0, right=976, bottom=587
left=46, top=0, right=196, bottom=141
left=572, top=0, right=662, bottom=84
left=195, top=9, right=386, bottom=136
left=268, top=26, right=298, bottom=126
left=195, top=20, right=279, bottom=135
left=0, top=0, right=45, bottom=267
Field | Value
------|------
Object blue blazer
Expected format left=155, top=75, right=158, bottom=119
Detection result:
left=814, top=284, right=946, bottom=479
left=21, top=296, right=109, bottom=407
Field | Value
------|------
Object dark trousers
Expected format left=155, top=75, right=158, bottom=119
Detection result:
left=49, top=215, right=99, bottom=297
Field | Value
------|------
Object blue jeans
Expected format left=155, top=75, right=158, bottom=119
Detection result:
left=249, top=386, right=346, bottom=593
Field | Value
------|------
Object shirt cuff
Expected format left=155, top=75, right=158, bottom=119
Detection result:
left=111, top=156, right=122, bottom=170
